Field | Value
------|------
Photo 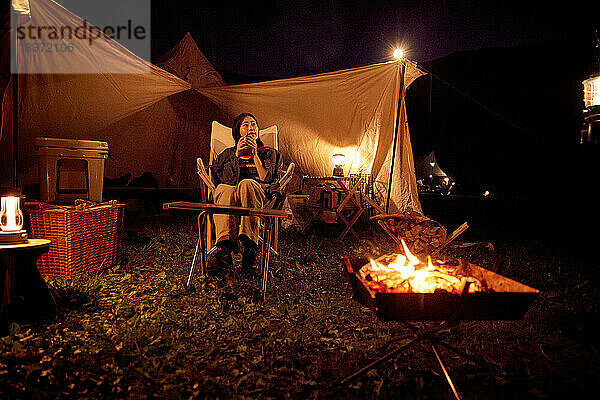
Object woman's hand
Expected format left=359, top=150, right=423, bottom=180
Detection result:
left=236, top=134, right=266, bottom=180
left=248, top=135, right=268, bottom=180
left=236, top=135, right=257, bottom=157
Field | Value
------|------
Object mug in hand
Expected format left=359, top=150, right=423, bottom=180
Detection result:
left=239, top=137, right=253, bottom=157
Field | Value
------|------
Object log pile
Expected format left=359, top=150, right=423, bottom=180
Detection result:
left=371, top=211, right=447, bottom=256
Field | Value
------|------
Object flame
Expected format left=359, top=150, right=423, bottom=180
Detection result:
left=400, top=238, right=420, bottom=265
left=427, top=256, right=435, bottom=271
left=369, top=259, right=381, bottom=272
left=361, top=239, right=483, bottom=294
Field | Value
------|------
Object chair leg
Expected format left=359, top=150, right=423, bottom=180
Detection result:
left=187, top=238, right=200, bottom=289
left=261, top=217, right=274, bottom=301
left=273, top=221, right=279, bottom=253
left=207, top=245, right=218, bottom=256
left=187, top=211, right=207, bottom=289
left=259, top=217, right=268, bottom=299
left=206, top=214, right=213, bottom=254
left=259, top=218, right=267, bottom=275
left=199, top=212, right=208, bottom=276
left=257, top=241, right=277, bottom=256
left=258, top=230, right=278, bottom=256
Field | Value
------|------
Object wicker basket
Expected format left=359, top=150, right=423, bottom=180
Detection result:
left=27, top=200, right=125, bottom=277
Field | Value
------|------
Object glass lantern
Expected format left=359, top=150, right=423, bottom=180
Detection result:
left=583, top=75, right=600, bottom=109
left=581, top=75, right=600, bottom=144
left=0, top=196, right=24, bottom=232
left=332, top=153, right=345, bottom=177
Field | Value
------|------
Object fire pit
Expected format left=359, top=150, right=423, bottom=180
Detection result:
left=343, top=241, right=539, bottom=320
left=341, top=242, right=539, bottom=399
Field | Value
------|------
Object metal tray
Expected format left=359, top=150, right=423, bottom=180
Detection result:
left=343, top=257, right=539, bottom=321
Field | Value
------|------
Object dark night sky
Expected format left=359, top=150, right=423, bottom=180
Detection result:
left=151, top=0, right=599, bottom=79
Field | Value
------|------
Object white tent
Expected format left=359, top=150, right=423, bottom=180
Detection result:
left=155, top=32, right=226, bottom=89
left=415, top=151, right=448, bottom=179
left=1, top=0, right=425, bottom=214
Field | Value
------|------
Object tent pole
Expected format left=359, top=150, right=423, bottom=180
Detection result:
left=386, top=60, right=405, bottom=213
left=11, top=6, right=19, bottom=191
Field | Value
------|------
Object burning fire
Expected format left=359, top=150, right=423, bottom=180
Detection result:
left=361, top=239, right=483, bottom=294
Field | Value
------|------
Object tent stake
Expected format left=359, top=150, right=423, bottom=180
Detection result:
left=386, top=60, right=405, bottom=213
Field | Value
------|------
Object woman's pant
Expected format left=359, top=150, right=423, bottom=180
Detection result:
left=213, top=179, right=266, bottom=245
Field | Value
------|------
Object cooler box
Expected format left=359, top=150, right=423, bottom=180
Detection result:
left=34, top=137, right=108, bottom=202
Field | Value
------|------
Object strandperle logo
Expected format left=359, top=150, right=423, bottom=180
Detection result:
left=11, top=0, right=151, bottom=73
left=16, top=19, right=147, bottom=46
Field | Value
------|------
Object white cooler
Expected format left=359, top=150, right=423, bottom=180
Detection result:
left=34, top=137, right=109, bottom=202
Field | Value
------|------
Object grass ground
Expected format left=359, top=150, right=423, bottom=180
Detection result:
left=1, top=204, right=598, bottom=399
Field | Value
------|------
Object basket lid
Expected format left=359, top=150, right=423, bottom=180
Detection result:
left=34, top=137, right=108, bottom=151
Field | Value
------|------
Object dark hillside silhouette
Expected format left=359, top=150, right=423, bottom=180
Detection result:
left=407, top=33, right=599, bottom=200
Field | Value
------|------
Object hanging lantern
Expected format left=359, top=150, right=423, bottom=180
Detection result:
left=583, top=75, right=600, bottom=108
left=581, top=75, right=600, bottom=145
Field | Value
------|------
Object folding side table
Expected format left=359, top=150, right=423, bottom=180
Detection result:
left=301, top=176, right=370, bottom=240
left=163, top=201, right=292, bottom=300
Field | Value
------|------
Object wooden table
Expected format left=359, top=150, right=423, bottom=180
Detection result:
left=301, top=176, right=375, bottom=240
left=1, top=239, right=55, bottom=325
left=163, top=202, right=292, bottom=300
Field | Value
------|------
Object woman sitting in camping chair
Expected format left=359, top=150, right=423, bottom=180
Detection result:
left=208, top=113, right=282, bottom=278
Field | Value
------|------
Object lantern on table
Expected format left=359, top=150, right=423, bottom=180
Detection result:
left=0, top=196, right=28, bottom=244
left=332, top=153, right=346, bottom=177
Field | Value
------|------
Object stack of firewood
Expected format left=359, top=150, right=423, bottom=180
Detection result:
left=371, top=211, right=447, bottom=255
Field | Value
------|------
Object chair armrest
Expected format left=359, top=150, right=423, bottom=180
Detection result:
left=197, top=157, right=216, bottom=194
left=278, top=162, right=295, bottom=191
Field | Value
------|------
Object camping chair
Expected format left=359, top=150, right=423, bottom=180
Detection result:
left=192, top=121, right=295, bottom=292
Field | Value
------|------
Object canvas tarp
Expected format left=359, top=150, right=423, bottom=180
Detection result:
left=198, top=61, right=425, bottom=213
left=0, top=0, right=218, bottom=188
left=87, top=32, right=226, bottom=187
